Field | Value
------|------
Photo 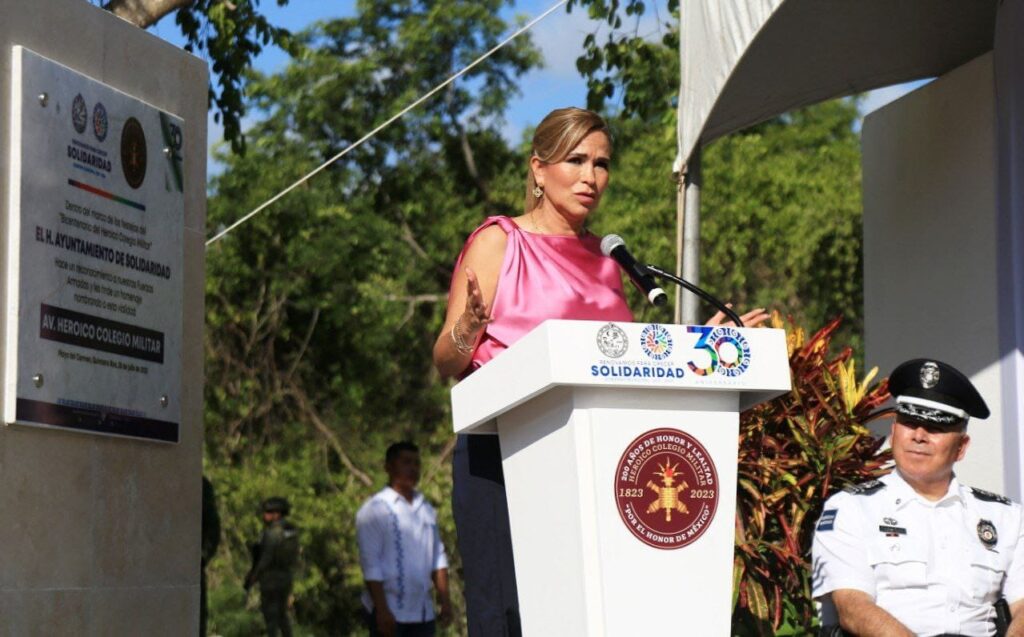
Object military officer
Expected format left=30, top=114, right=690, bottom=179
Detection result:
left=812, top=359, right=1024, bottom=636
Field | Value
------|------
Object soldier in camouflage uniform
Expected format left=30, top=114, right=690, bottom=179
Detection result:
left=245, top=496, right=300, bottom=637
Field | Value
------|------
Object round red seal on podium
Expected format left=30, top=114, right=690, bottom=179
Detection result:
left=614, top=428, right=719, bottom=549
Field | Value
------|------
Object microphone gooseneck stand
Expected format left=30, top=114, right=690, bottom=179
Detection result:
left=643, top=264, right=745, bottom=328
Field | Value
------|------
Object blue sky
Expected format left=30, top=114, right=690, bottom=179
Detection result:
left=150, top=0, right=920, bottom=162
left=152, top=0, right=606, bottom=151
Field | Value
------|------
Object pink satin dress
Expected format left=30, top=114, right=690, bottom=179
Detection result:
left=452, top=215, right=634, bottom=375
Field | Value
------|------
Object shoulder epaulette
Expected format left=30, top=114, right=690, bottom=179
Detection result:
left=843, top=479, right=886, bottom=496
left=971, top=487, right=1011, bottom=505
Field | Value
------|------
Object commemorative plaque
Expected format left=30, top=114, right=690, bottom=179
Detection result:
left=4, top=47, right=184, bottom=442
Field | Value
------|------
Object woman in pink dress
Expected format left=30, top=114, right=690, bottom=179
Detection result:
left=433, top=107, right=765, bottom=636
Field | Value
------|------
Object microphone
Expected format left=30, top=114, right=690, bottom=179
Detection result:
left=600, top=234, right=668, bottom=306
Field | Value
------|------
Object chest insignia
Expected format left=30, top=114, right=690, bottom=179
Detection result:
left=844, top=479, right=886, bottom=496
left=971, top=487, right=1011, bottom=505
left=879, top=524, right=907, bottom=537
left=883, top=517, right=898, bottom=525
left=978, top=519, right=998, bottom=547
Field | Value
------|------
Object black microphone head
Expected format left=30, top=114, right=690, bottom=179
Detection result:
left=600, top=234, right=625, bottom=257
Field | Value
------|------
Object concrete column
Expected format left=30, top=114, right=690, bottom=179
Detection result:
left=861, top=53, right=1017, bottom=496
left=0, top=0, right=207, bottom=632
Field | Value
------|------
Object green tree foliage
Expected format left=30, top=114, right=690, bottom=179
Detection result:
left=203, top=2, right=538, bottom=633
left=701, top=101, right=864, bottom=348
left=561, top=0, right=864, bottom=346
left=566, top=0, right=680, bottom=118
left=97, top=0, right=294, bottom=152
left=175, top=0, right=295, bottom=152
left=588, top=102, right=864, bottom=348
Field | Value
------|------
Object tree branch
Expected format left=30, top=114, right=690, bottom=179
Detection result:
left=287, top=383, right=373, bottom=487
left=422, top=436, right=457, bottom=488
left=382, top=294, right=444, bottom=304
left=444, top=88, right=488, bottom=199
left=285, top=307, right=320, bottom=381
left=399, top=219, right=453, bottom=279
left=400, top=220, right=432, bottom=262
left=383, top=293, right=444, bottom=326
left=458, top=126, right=485, bottom=196
left=104, top=0, right=194, bottom=28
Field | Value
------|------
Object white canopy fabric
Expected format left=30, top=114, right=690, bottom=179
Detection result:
left=675, top=0, right=998, bottom=171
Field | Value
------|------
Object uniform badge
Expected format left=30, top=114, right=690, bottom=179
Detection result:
left=978, top=519, right=998, bottom=547
left=919, top=361, right=940, bottom=388
left=971, top=487, right=1011, bottom=505
left=843, top=480, right=886, bottom=496
left=817, top=509, right=837, bottom=531
left=879, top=522, right=906, bottom=537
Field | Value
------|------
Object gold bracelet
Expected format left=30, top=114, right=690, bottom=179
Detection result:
left=451, top=316, right=475, bottom=354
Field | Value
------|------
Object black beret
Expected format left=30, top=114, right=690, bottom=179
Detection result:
left=889, top=358, right=989, bottom=423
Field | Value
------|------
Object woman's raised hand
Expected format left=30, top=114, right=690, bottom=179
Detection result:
left=461, top=267, right=493, bottom=332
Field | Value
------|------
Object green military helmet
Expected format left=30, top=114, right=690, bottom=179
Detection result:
left=261, top=496, right=290, bottom=516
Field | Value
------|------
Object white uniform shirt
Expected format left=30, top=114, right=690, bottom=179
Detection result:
left=812, top=470, right=1024, bottom=636
left=356, top=487, right=449, bottom=623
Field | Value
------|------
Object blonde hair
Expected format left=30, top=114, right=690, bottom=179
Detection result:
left=525, top=107, right=611, bottom=213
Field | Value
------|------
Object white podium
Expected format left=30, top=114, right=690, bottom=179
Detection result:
left=452, top=320, right=791, bottom=636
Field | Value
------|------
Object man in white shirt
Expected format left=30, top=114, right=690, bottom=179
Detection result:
left=356, top=441, right=451, bottom=636
left=812, top=359, right=1024, bottom=636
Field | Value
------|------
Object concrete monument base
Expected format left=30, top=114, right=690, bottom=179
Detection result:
left=0, top=0, right=207, bottom=633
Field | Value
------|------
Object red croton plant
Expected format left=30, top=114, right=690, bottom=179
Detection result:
left=732, top=316, right=894, bottom=635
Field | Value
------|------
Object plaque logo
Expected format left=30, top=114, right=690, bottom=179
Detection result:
left=71, top=94, right=88, bottom=134
left=120, top=117, right=147, bottom=189
left=640, top=324, right=673, bottom=361
left=596, top=323, right=628, bottom=358
left=614, top=428, right=719, bottom=549
left=92, top=102, right=108, bottom=142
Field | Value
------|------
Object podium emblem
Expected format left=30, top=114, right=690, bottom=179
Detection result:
left=614, top=428, right=719, bottom=549
left=596, top=323, right=628, bottom=358
left=640, top=324, right=673, bottom=361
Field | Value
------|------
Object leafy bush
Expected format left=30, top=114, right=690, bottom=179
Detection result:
left=732, top=316, right=892, bottom=635
left=204, top=445, right=366, bottom=636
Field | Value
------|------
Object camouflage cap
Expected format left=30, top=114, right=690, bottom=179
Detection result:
left=261, top=496, right=290, bottom=515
